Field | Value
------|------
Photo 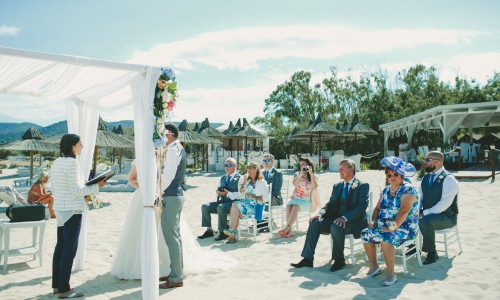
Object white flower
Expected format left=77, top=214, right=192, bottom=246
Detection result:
left=351, top=181, right=358, bottom=189
left=162, top=91, right=172, bottom=102
left=163, top=109, right=169, bottom=115
left=156, top=118, right=163, bottom=125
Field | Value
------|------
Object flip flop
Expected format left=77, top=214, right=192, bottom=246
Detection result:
left=363, top=267, right=383, bottom=279
left=283, top=233, right=293, bottom=238
left=380, top=274, right=397, bottom=287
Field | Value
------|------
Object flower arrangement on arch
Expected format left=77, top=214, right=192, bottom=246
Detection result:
left=153, top=67, right=178, bottom=148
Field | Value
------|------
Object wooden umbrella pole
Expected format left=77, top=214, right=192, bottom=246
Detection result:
left=30, top=151, right=34, bottom=179
left=93, top=146, right=98, bottom=178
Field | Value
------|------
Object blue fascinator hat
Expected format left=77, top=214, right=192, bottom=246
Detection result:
left=380, top=156, right=417, bottom=178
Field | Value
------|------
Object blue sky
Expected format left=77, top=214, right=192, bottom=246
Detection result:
left=1, top=0, right=499, bottom=126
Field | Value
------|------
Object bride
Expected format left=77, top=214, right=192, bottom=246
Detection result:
left=111, top=160, right=235, bottom=280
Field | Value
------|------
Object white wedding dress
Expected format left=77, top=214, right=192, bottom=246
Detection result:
left=111, top=186, right=236, bottom=280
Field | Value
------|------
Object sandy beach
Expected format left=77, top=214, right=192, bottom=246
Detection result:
left=1, top=167, right=499, bottom=300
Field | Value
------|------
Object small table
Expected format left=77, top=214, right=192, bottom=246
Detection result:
left=0, top=219, right=47, bottom=273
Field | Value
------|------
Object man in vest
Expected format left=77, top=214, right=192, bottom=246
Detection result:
left=159, top=123, right=187, bottom=289
left=198, top=158, right=244, bottom=241
left=418, top=151, right=459, bottom=265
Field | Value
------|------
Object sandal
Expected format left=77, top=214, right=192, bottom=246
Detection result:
left=53, top=288, right=59, bottom=294
left=223, top=229, right=236, bottom=238
left=58, top=290, right=84, bottom=299
left=279, top=225, right=291, bottom=237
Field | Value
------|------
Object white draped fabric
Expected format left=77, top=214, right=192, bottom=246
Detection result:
left=0, top=47, right=162, bottom=299
left=380, top=102, right=500, bottom=155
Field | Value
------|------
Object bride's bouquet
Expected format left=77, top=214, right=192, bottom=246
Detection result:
left=85, top=194, right=102, bottom=209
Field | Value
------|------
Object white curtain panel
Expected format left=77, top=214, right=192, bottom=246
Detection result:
left=441, top=112, right=468, bottom=144
left=132, top=67, right=161, bottom=300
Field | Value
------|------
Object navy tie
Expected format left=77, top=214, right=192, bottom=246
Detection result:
left=428, top=173, right=435, bottom=186
left=342, top=183, right=349, bottom=199
left=225, top=176, right=231, bottom=185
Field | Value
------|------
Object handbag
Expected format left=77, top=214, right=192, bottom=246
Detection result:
left=6, top=204, right=46, bottom=222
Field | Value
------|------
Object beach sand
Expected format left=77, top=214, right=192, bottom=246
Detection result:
left=1, top=167, right=499, bottom=299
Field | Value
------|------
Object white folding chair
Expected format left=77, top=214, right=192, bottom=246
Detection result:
left=343, top=192, right=374, bottom=264
left=394, top=231, right=423, bottom=275
left=435, top=225, right=463, bottom=258
left=269, top=180, right=289, bottom=235
left=237, top=184, right=272, bottom=242
left=435, top=195, right=462, bottom=258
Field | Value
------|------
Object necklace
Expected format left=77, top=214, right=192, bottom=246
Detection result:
left=390, top=185, right=402, bottom=193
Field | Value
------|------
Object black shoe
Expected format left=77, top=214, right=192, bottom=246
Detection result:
left=214, top=232, right=229, bottom=241
left=330, top=259, right=346, bottom=272
left=406, top=244, right=416, bottom=256
left=423, top=251, right=439, bottom=265
left=259, top=227, right=270, bottom=233
left=290, top=258, right=313, bottom=268
left=197, top=230, right=214, bottom=239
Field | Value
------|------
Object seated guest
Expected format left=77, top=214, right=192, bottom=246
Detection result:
left=279, top=157, right=320, bottom=238
left=28, top=171, right=55, bottom=218
left=419, top=151, right=459, bottom=264
left=291, top=159, right=369, bottom=272
left=224, top=162, right=269, bottom=243
left=361, top=156, right=418, bottom=286
left=198, top=158, right=244, bottom=241
left=262, top=154, right=283, bottom=206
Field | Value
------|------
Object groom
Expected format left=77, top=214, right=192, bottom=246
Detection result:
left=159, top=123, right=187, bottom=289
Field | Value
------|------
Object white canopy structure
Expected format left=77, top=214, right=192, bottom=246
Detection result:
left=0, top=47, right=161, bottom=299
left=379, top=101, right=500, bottom=154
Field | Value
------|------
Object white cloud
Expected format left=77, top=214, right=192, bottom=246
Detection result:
left=440, top=52, right=500, bottom=83
left=128, top=24, right=480, bottom=71
left=0, top=25, right=20, bottom=36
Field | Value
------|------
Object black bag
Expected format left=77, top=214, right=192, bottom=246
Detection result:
left=6, top=204, right=46, bottom=222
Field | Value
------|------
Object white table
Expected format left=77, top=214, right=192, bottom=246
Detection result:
left=0, top=219, right=47, bottom=273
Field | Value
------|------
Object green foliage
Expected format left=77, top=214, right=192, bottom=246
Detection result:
left=0, top=163, right=7, bottom=169
left=257, top=65, right=500, bottom=165
left=237, top=161, right=247, bottom=175
left=9, top=163, right=20, bottom=169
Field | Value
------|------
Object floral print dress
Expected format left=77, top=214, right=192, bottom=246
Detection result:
left=361, top=183, right=419, bottom=247
left=287, top=173, right=314, bottom=211
left=235, top=179, right=268, bottom=219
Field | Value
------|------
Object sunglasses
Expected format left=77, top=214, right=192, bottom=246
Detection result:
left=424, top=158, right=438, bottom=162
left=386, top=173, right=400, bottom=178
left=263, top=159, right=272, bottom=163
left=224, top=164, right=234, bottom=168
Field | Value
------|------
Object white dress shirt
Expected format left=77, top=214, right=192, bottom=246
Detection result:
left=222, top=171, right=245, bottom=200
left=418, top=166, right=459, bottom=216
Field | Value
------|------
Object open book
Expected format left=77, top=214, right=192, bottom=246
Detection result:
left=86, top=169, right=116, bottom=186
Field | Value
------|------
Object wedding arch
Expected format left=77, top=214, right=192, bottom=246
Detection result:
left=0, top=46, right=161, bottom=299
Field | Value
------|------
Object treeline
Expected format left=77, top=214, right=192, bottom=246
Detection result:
left=253, top=64, right=500, bottom=166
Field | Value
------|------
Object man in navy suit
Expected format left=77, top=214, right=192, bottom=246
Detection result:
left=291, top=159, right=369, bottom=272
left=262, top=154, right=283, bottom=206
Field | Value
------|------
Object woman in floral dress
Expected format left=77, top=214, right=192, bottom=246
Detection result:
left=224, top=162, right=269, bottom=243
left=361, top=156, right=418, bottom=286
left=279, top=157, right=318, bottom=238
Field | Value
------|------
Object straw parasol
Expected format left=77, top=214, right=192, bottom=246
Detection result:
left=346, top=114, right=377, bottom=153
left=93, top=117, right=135, bottom=174
left=292, top=114, right=341, bottom=166
left=224, top=118, right=266, bottom=164
left=0, top=127, right=58, bottom=178
left=197, top=118, right=225, bottom=171
left=177, top=120, right=221, bottom=171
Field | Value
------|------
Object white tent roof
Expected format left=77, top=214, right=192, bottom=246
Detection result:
left=0, top=46, right=161, bottom=299
left=379, top=101, right=500, bottom=153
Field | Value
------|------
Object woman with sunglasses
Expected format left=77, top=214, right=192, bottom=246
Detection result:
left=361, top=156, right=418, bottom=286
left=224, top=162, right=269, bottom=243
left=279, top=157, right=319, bottom=238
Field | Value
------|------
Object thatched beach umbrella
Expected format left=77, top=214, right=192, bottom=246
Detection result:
left=93, top=117, right=135, bottom=175
left=178, top=120, right=221, bottom=170
left=346, top=114, right=377, bottom=153
left=198, top=118, right=225, bottom=171
left=0, top=127, right=58, bottom=178
left=224, top=118, right=266, bottom=164
left=293, top=114, right=341, bottom=166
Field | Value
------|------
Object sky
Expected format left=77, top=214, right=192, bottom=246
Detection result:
left=0, top=0, right=499, bottom=126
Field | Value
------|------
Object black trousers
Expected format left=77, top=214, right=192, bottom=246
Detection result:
left=52, top=214, right=82, bottom=293
left=419, top=213, right=457, bottom=253
left=301, top=217, right=354, bottom=261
